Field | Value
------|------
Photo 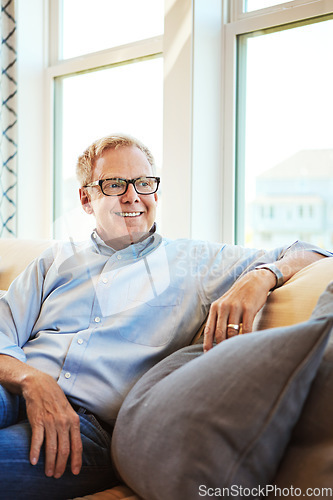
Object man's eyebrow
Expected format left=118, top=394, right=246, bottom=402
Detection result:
left=100, top=176, right=150, bottom=180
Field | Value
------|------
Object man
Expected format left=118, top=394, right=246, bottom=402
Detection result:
left=0, top=134, right=330, bottom=499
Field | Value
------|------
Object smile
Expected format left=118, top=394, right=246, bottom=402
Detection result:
left=115, top=212, right=142, bottom=217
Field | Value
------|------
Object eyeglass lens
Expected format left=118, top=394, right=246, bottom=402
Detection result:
left=102, top=177, right=158, bottom=195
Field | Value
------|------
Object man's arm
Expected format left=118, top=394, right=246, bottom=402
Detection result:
left=0, top=249, right=83, bottom=478
left=203, top=250, right=327, bottom=352
left=0, top=354, right=82, bottom=478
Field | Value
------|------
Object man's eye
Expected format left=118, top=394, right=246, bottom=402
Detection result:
left=104, top=180, right=123, bottom=189
left=137, top=178, right=153, bottom=188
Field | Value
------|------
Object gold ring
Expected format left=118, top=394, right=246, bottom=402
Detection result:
left=227, top=323, right=240, bottom=331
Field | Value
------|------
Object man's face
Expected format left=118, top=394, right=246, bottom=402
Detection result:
left=80, top=145, right=158, bottom=248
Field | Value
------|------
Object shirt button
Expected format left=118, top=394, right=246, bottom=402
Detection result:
left=94, top=316, right=101, bottom=323
left=116, top=254, right=122, bottom=260
left=102, top=277, right=108, bottom=284
left=64, top=372, right=71, bottom=379
left=77, top=338, right=84, bottom=345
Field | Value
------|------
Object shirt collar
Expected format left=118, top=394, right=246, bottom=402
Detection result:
left=90, top=223, right=162, bottom=260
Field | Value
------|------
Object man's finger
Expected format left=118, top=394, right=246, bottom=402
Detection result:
left=241, top=310, right=255, bottom=334
left=226, top=322, right=241, bottom=339
left=54, top=429, right=71, bottom=479
left=44, top=427, right=58, bottom=477
left=70, top=414, right=83, bottom=476
left=214, top=307, right=228, bottom=344
left=29, top=422, right=44, bottom=467
left=224, top=305, right=242, bottom=341
left=53, top=411, right=82, bottom=478
left=203, top=309, right=217, bottom=352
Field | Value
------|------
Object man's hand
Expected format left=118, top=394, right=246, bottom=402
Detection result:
left=203, top=269, right=275, bottom=352
left=0, top=355, right=83, bottom=478
left=23, top=371, right=83, bottom=478
left=203, top=249, right=327, bottom=352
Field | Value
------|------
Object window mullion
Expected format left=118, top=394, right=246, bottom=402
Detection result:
left=47, top=36, right=163, bottom=79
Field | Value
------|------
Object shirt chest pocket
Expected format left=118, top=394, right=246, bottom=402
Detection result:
left=117, top=286, right=183, bottom=347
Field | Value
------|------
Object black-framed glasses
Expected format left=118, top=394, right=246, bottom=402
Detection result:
left=84, top=176, right=160, bottom=196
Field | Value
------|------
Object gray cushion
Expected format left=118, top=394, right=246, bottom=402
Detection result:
left=269, top=283, right=333, bottom=493
left=112, top=316, right=333, bottom=500
left=310, top=281, right=333, bottom=321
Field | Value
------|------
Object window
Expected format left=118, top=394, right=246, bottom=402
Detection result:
left=54, top=57, right=163, bottom=240
left=61, top=0, right=164, bottom=59
left=230, top=2, right=333, bottom=249
left=50, top=0, right=164, bottom=240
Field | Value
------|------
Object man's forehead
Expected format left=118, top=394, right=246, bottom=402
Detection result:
left=93, top=146, right=153, bottom=177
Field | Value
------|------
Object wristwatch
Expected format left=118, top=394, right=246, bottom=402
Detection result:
left=254, top=263, right=284, bottom=291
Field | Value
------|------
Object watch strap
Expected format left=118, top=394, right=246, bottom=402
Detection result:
left=254, top=263, right=284, bottom=291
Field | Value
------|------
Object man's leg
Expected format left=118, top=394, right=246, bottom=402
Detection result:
left=0, top=385, right=20, bottom=428
left=0, top=407, right=119, bottom=500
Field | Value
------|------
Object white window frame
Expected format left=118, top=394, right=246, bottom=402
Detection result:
left=222, top=0, right=333, bottom=244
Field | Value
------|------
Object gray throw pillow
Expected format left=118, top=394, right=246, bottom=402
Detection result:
left=112, top=316, right=333, bottom=500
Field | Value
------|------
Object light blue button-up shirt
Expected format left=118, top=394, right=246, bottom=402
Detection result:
left=0, top=232, right=329, bottom=424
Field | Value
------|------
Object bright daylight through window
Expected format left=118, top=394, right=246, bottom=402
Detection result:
left=236, top=15, right=333, bottom=249
left=244, top=0, right=295, bottom=12
left=61, top=0, right=164, bottom=59
left=53, top=0, right=164, bottom=240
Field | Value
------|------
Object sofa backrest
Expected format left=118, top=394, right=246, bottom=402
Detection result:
left=0, top=238, right=52, bottom=290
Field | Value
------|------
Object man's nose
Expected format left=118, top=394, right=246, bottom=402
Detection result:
left=121, top=183, right=140, bottom=203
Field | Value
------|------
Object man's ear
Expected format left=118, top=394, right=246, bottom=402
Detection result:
left=79, top=187, right=94, bottom=215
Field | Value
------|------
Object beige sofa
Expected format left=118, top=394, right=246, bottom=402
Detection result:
left=0, top=238, right=333, bottom=499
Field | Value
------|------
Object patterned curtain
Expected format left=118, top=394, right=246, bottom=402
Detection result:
left=0, top=0, right=17, bottom=237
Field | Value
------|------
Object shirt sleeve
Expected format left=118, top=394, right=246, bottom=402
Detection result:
left=0, top=247, right=55, bottom=362
left=198, top=240, right=332, bottom=306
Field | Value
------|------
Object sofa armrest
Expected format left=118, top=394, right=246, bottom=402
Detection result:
left=254, top=257, right=333, bottom=331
